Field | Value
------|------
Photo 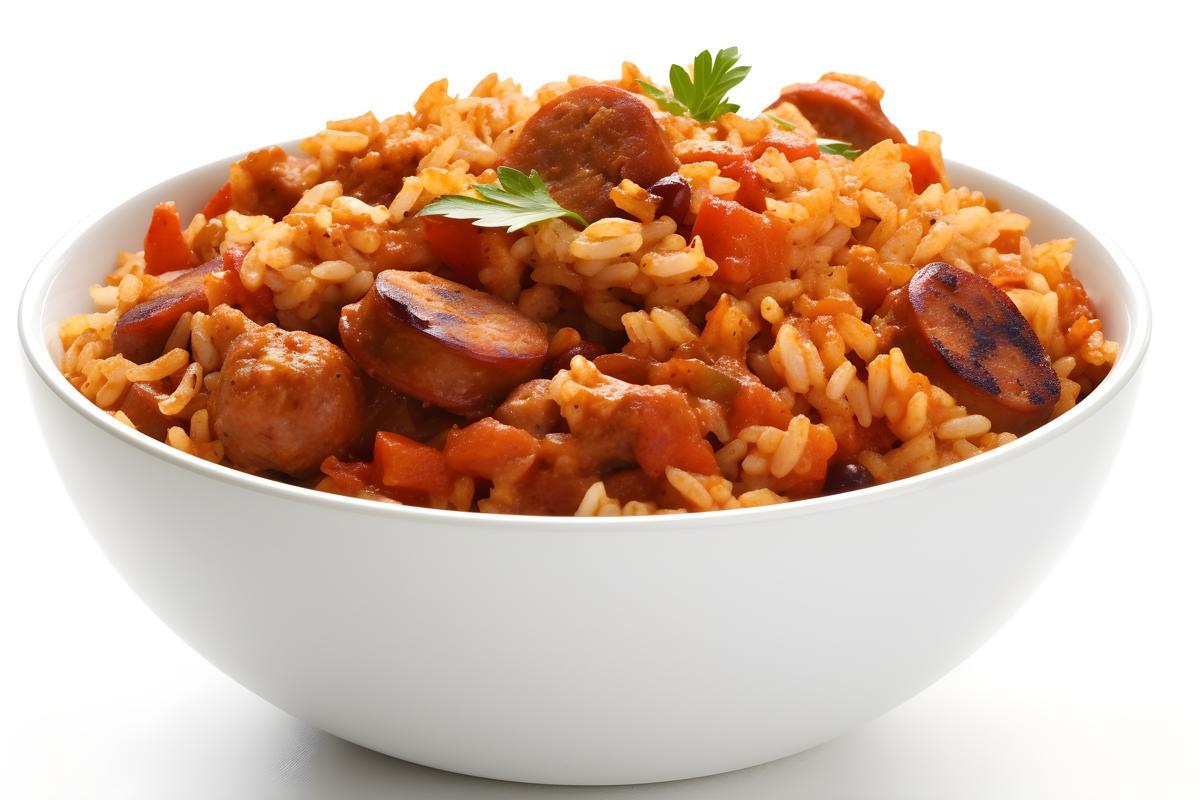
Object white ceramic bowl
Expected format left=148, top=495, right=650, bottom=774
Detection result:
left=19, top=150, right=1150, bottom=786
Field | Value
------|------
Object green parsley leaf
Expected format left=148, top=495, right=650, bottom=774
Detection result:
left=637, top=47, right=751, bottom=124
left=765, top=114, right=796, bottom=130
left=817, top=138, right=862, bottom=160
left=416, top=166, right=587, bottom=232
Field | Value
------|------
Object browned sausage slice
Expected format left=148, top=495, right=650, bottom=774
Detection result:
left=210, top=327, right=367, bottom=477
left=339, top=271, right=548, bottom=417
left=768, top=80, right=906, bottom=152
left=897, top=262, right=1060, bottom=434
left=112, top=258, right=222, bottom=363
left=503, top=85, right=679, bottom=221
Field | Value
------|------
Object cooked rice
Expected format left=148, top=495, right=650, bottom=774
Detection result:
left=56, top=62, right=1119, bottom=515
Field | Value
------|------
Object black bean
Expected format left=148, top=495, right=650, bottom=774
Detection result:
left=647, top=175, right=691, bottom=226
left=545, top=340, right=607, bottom=376
left=822, top=462, right=876, bottom=495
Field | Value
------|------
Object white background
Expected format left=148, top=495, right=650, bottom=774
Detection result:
left=3, top=1, right=1198, bottom=796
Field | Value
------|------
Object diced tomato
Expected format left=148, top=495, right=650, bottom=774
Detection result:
left=421, top=216, right=484, bottom=286
left=773, top=422, right=839, bottom=493
left=980, top=262, right=1028, bottom=288
left=675, top=139, right=750, bottom=166
left=749, top=131, right=819, bottom=162
left=719, top=159, right=767, bottom=213
left=1056, top=267, right=1098, bottom=325
left=201, top=181, right=233, bottom=218
left=445, top=418, right=538, bottom=479
left=421, top=216, right=516, bottom=288
left=632, top=392, right=718, bottom=477
left=729, top=381, right=794, bottom=432
left=991, top=228, right=1022, bottom=254
left=225, top=244, right=275, bottom=321
left=200, top=244, right=276, bottom=323
left=898, top=144, right=941, bottom=194
left=692, top=196, right=789, bottom=287
left=222, top=242, right=248, bottom=273
left=143, top=201, right=195, bottom=275
left=844, top=244, right=891, bottom=316
left=319, top=456, right=373, bottom=495
left=372, top=432, right=453, bottom=496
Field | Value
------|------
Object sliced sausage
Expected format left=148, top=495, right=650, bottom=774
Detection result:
left=339, top=271, right=548, bottom=417
left=896, top=262, right=1060, bottom=434
left=210, top=327, right=367, bottom=477
left=749, top=130, right=820, bottom=162
left=768, top=80, right=906, bottom=152
left=112, top=257, right=222, bottom=363
left=118, top=381, right=176, bottom=440
left=503, top=85, right=679, bottom=221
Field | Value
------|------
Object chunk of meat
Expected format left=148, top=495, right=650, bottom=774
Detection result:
left=339, top=271, right=548, bottom=417
left=480, top=433, right=598, bottom=516
left=494, top=379, right=562, bottom=436
left=210, top=327, right=367, bottom=477
left=229, top=146, right=318, bottom=220
left=555, top=360, right=718, bottom=477
left=895, top=262, right=1060, bottom=434
left=691, top=196, right=789, bottom=287
left=503, top=85, right=679, bottom=221
left=768, top=80, right=906, bottom=152
left=143, top=202, right=195, bottom=276
left=631, top=390, right=720, bottom=477
left=112, top=258, right=223, bottom=363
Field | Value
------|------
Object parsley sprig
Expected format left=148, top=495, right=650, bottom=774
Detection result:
left=817, top=139, right=862, bottom=159
left=766, top=114, right=796, bottom=130
left=638, top=47, right=750, bottom=123
left=416, top=166, right=587, bottom=231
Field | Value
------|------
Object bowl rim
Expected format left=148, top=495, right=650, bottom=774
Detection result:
left=17, top=151, right=1152, bottom=531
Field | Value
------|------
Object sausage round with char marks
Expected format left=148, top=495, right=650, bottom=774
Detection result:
left=339, top=270, right=548, bottom=417
left=503, top=84, right=679, bottom=222
left=891, top=261, right=1060, bottom=434
left=210, top=327, right=367, bottom=477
